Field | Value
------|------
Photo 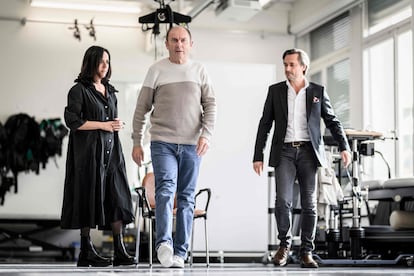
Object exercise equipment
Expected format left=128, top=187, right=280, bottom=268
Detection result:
left=262, top=130, right=414, bottom=266
left=0, top=218, right=72, bottom=261
left=317, top=130, right=414, bottom=266
left=261, top=171, right=278, bottom=264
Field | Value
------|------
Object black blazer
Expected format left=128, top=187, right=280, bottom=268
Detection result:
left=253, top=81, right=350, bottom=168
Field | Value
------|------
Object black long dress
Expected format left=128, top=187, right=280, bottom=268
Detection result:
left=61, top=80, right=134, bottom=230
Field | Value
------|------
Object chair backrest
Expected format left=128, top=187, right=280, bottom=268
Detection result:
left=141, top=172, right=177, bottom=210
left=141, top=172, right=156, bottom=209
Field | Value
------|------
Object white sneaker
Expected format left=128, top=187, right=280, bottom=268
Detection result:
left=157, top=242, right=173, bottom=267
left=171, top=255, right=185, bottom=268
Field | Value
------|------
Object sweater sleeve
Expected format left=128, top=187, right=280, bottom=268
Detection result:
left=132, top=72, right=155, bottom=147
left=200, top=66, right=217, bottom=142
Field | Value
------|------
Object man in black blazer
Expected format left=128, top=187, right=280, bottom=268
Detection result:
left=253, top=49, right=351, bottom=268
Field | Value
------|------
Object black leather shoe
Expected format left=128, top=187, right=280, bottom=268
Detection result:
left=113, top=233, right=137, bottom=266
left=273, top=246, right=289, bottom=266
left=300, top=253, right=318, bottom=268
left=77, top=237, right=112, bottom=267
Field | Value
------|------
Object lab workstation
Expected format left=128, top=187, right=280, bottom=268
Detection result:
left=0, top=0, right=413, bottom=275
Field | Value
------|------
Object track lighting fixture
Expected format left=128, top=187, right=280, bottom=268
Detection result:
left=68, top=19, right=81, bottom=41
left=85, top=18, right=96, bottom=41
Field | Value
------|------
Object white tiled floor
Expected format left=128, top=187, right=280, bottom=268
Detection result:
left=0, top=263, right=413, bottom=276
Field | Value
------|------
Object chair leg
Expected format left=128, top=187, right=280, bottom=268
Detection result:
left=135, top=207, right=142, bottom=266
left=204, top=218, right=209, bottom=267
left=190, top=219, right=195, bottom=267
left=149, top=218, right=153, bottom=267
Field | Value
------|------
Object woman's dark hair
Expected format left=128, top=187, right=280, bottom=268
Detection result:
left=76, top=45, right=111, bottom=83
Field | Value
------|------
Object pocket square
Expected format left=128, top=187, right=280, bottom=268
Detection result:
left=313, top=96, right=320, bottom=103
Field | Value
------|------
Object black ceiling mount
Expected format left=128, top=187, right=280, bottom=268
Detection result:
left=139, top=0, right=191, bottom=35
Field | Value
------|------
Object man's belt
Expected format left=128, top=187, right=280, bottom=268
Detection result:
left=285, top=141, right=310, bottom=148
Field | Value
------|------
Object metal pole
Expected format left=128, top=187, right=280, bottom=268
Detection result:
left=262, top=171, right=278, bottom=264
left=349, top=138, right=365, bottom=259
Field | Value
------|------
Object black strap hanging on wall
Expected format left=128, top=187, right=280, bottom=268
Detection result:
left=0, top=114, right=68, bottom=205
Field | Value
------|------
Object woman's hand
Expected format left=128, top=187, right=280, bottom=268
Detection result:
left=111, top=118, right=125, bottom=132
left=102, top=118, right=125, bottom=132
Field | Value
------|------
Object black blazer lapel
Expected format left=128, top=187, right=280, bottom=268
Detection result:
left=306, top=87, right=313, bottom=121
left=280, top=84, right=288, bottom=120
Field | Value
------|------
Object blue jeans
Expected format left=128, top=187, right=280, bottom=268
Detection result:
left=274, top=143, right=318, bottom=254
left=150, top=141, right=201, bottom=258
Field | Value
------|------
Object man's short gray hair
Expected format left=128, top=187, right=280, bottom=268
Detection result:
left=283, top=48, right=310, bottom=75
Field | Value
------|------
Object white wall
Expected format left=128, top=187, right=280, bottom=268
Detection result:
left=290, top=0, right=359, bottom=35
left=196, top=62, right=276, bottom=252
left=0, top=0, right=294, bottom=251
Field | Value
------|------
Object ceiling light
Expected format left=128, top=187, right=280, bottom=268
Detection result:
left=259, top=0, right=272, bottom=7
left=30, top=0, right=142, bottom=14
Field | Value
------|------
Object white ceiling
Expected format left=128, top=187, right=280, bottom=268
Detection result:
left=135, top=0, right=297, bottom=33
left=140, top=0, right=296, bottom=14
left=0, top=0, right=297, bottom=35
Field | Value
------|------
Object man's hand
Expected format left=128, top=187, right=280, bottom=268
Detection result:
left=132, top=146, right=144, bottom=166
left=253, top=161, right=263, bottom=176
left=196, top=137, right=209, bottom=156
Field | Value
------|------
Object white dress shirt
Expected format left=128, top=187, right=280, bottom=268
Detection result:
left=284, top=79, right=310, bottom=143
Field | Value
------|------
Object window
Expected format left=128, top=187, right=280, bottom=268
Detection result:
left=310, top=72, right=321, bottom=86
left=298, top=0, right=413, bottom=177
left=366, top=0, right=411, bottom=36
left=327, top=59, right=350, bottom=128
left=305, top=13, right=351, bottom=129
left=363, top=0, right=413, bottom=177
left=396, top=31, right=413, bottom=176
left=363, top=38, right=396, bottom=179
left=310, top=12, right=350, bottom=60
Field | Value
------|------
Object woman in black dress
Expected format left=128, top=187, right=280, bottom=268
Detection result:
left=61, top=46, right=135, bottom=267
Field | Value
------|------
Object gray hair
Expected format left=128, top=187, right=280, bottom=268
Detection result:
left=282, top=48, right=310, bottom=75
left=166, top=26, right=192, bottom=41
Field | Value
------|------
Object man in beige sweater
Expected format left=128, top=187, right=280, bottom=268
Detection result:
left=132, top=26, right=216, bottom=268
